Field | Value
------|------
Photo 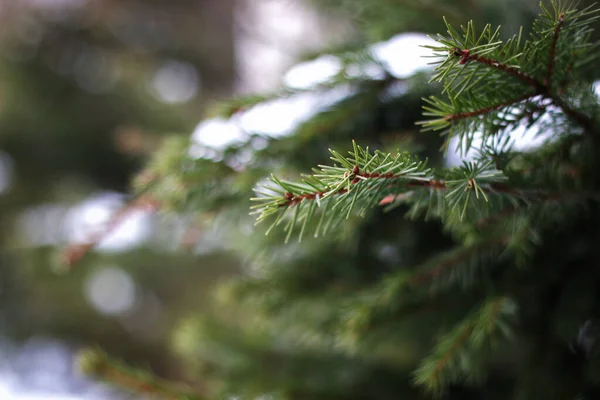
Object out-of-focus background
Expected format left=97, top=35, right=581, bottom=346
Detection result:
left=0, top=1, right=334, bottom=398
left=1, top=0, right=596, bottom=399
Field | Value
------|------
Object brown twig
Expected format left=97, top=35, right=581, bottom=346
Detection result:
left=454, top=49, right=541, bottom=89
left=444, top=93, right=537, bottom=121
left=281, top=163, right=600, bottom=211
left=62, top=196, right=161, bottom=267
left=280, top=176, right=447, bottom=208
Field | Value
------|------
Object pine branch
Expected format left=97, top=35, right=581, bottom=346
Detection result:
left=452, top=48, right=540, bottom=89
left=252, top=138, right=600, bottom=240
left=412, top=297, right=517, bottom=394
left=251, top=142, right=517, bottom=240
left=342, top=234, right=515, bottom=343
left=421, top=2, right=600, bottom=147
left=409, top=236, right=509, bottom=287
left=61, top=195, right=160, bottom=267
left=77, top=348, right=205, bottom=400
left=251, top=141, right=436, bottom=241
left=444, top=93, right=537, bottom=122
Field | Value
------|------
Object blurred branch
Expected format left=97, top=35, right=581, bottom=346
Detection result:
left=78, top=348, right=206, bottom=400
left=61, top=195, right=160, bottom=267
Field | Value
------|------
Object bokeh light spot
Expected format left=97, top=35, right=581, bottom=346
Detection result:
left=151, top=60, right=199, bottom=104
left=84, top=266, right=136, bottom=316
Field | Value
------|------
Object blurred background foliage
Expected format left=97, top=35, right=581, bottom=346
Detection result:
left=0, top=0, right=240, bottom=395
left=0, top=0, right=598, bottom=399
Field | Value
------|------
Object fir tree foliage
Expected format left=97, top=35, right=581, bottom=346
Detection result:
left=252, top=2, right=600, bottom=244
left=247, top=1, right=600, bottom=395
left=84, top=1, right=600, bottom=399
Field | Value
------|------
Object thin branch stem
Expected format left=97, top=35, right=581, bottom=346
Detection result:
left=454, top=49, right=541, bottom=89
left=62, top=196, right=160, bottom=267
left=451, top=16, right=596, bottom=136
left=103, top=369, right=200, bottom=400
left=546, top=13, right=565, bottom=88
left=283, top=168, right=600, bottom=210
left=281, top=178, right=446, bottom=207
left=444, top=93, right=537, bottom=121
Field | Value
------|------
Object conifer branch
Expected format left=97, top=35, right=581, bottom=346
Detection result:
left=251, top=142, right=439, bottom=240
left=453, top=48, right=541, bottom=89
left=409, top=236, right=509, bottom=286
left=413, top=297, right=516, bottom=394
left=444, top=92, right=538, bottom=121
left=422, top=4, right=600, bottom=147
left=77, top=348, right=206, bottom=400
left=61, top=196, right=160, bottom=267
left=427, top=323, right=473, bottom=382
left=252, top=143, right=518, bottom=239
left=253, top=139, right=600, bottom=240
left=280, top=178, right=447, bottom=208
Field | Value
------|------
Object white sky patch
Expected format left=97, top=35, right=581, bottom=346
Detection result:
left=200, top=32, right=435, bottom=147
left=0, top=338, right=119, bottom=400
left=281, top=33, right=433, bottom=91
left=238, top=93, right=322, bottom=136
left=189, top=33, right=436, bottom=154
left=239, top=85, right=355, bottom=137
left=191, top=118, right=246, bottom=150
left=371, top=33, right=437, bottom=79
left=283, top=55, right=343, bottom=90
left=0, top=386, right=81, bottom=400
left=345, top=61, right=387, bottom=81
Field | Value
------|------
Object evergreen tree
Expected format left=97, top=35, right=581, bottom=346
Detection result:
left=77, top=1, right=600, bottom=399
